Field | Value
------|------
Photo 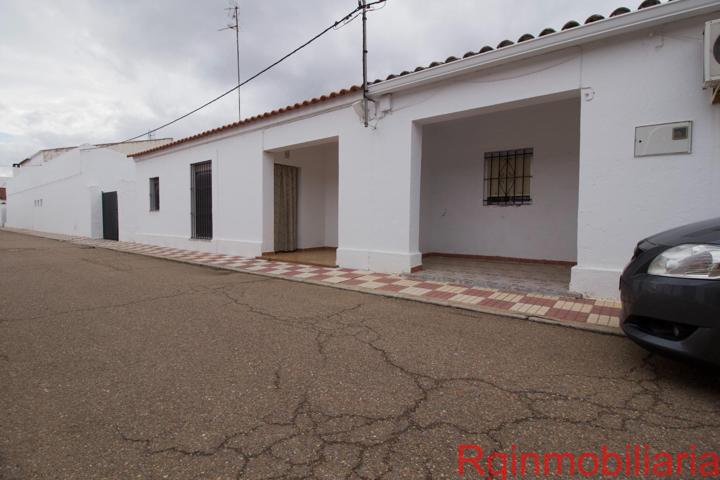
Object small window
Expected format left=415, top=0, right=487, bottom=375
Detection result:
left=484, top=148, right=533, bottom=206
left=191, top=161, right=213, bottom=239
left=149, top=177, right=160, bottom=211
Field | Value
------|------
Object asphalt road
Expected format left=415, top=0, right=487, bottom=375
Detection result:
left=1, top=230, right=719, bottom=479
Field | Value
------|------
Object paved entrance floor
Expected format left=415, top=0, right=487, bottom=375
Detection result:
left=409, top=255, right=573, bottom=297
left=260, top=247, right=337, bottom=267
left=0, top=228, right=622, bottom=331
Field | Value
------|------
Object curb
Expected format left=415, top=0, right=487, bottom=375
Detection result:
left=1, top=228, right=625, bottom=337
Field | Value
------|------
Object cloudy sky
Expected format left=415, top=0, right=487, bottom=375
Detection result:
left=0, top=0, right=629, bottom=166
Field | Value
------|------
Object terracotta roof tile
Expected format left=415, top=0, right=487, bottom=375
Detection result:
left=133, top=0, right=674, bottom=158
left=132, top=85, right=361, bottom=157
left=639, top=0, right=662, bottom=9
left=585, top=14, right=606, bottom=24
left=610, top=7, right=632, bottom=16
left=375, top=1, right=668, bottom=95
left=518, top=33, right=535, bottom=42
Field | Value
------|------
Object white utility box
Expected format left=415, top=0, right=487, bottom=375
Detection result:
left=634, top=121, right=692, bottom=157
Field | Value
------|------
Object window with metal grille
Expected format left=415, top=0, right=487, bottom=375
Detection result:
left=483, top=148, right=533, bottom=206
left=191, top=161, right=213, bottom=239
left=149, top=177, right=160, bottom=211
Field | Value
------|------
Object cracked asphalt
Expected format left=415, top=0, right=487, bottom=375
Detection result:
left=1, top=230, right=720, bottom=479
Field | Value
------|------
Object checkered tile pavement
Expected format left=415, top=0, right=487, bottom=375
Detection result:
left=4, top=228, right=622, bottom=332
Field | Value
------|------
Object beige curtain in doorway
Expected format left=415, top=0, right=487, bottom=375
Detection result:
left=274, top=164, right=298, bottom=252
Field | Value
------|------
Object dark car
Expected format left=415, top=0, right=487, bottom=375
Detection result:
left=620, top=217, right=720, bottom=366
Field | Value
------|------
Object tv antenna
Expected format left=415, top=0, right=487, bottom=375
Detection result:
left=219, top=1, right=242, bottom=121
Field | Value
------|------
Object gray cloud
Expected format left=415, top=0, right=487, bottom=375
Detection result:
left=0, top=0, right=627, bottom=165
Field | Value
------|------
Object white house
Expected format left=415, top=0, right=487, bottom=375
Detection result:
left=6, top=139, right=171, bottom=238
left=121, top=0, right=720, bottom=299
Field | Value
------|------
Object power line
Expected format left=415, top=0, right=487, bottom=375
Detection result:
left=123, top=4, right=365, bottom=143
left=331, top=0, right=385, bottom=32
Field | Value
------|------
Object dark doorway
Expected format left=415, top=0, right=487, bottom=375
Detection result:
left=101, top=191, right=119, bottom=241
left=274, top=164, right=298, bottom=252
left=191, top=161, right=213, bottom=239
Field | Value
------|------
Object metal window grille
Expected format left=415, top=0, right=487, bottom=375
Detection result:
left=483, top=148, right=533, bottom=206
left=191, top=161, right=213, bottom=239
left=149, top=177, right=160, bottom=211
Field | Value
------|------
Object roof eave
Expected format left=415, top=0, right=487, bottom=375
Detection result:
left=369, top=0, right=720, bottom=96
left=130, top=91, right=361, bottom=160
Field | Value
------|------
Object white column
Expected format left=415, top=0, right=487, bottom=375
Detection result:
left=88, top=185, right=102, bottom=238
left=261, top=151, right=275, bottom=253
left=336, top=118, right=423, bottom=273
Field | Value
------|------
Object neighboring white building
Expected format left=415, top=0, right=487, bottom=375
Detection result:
left=6, top=139, right=171, bottom=238
left=124, top=0, right=720, bottom=300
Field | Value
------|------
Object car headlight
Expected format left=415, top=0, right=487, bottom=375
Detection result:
left=648, top=244, right=720, bottom=279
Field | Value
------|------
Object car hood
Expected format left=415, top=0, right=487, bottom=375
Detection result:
left=644, top=217, right=720, bottom=247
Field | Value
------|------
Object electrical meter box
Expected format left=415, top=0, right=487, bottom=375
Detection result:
left=634, top=121, right=692, bottom=157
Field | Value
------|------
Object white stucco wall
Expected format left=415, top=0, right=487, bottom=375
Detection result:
left=132, top=100, right=354, bottom=257
left=337, top=47, right=585, bottom=273
left=420, top=97, right=580, bottom=262
left=131, top=46, right=587, bottom=273
left=133, top=132, right=264, bottom=255
left=570, top=14, right=720, bottom=298
left=324, top=156, right=339, bottom=248
left=6, top=146, right=135, bottom=238
left=357, top=11, right=720, bottom=295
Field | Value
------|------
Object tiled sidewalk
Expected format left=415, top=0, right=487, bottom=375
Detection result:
left=3, top=228, right=623, bottom=334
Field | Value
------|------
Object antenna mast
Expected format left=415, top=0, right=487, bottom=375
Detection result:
left=361, top=0, right=369, bottom=127
left=360, top=0, right=386, bottom=128
left=220, top=3, right=242, bottom=121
